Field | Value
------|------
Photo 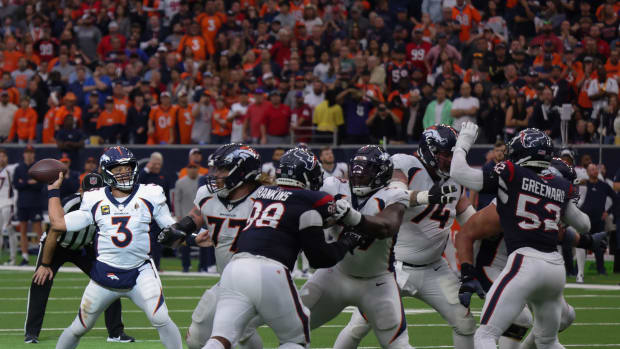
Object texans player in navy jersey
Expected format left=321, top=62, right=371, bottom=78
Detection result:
left=450, top=122, right=591, bottom=349
left=202, top=148, right=367, bottom=349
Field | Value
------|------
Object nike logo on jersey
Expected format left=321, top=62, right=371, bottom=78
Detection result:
left=376, top=282, right=385, bottom=286
left=106, top=273, right=119, bottom=280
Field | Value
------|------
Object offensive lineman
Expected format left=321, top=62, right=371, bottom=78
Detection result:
left=301, top=145, right=457, bottom=348
left=203, top=148, right=367, bottom=349
left=333, top=125, right=478, bottom=349
left=158, top=143, right=265, bottom=349
left=450, top=123, right=590, bottom=349
left=47, top=146, right=182, bottom=349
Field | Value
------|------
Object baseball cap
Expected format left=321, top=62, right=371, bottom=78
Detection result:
left=108, top=21, right=119, bottom=29
left=64, top=92, right=77, bottom=101
left=560, top=148, right=576, bottom=162
left=85, top=156, right=96, bottom=163
left=414, top=27, right=423, bottom=33
left=189, top=148, right=201, bottom=157
left=248, top=76, right=258, bottom=83
left=59, top=155, right=71, bottom=164
left=105, top=96, right=114, bottom=103
left=24, top=145, right=35, bottom=153
left=82, top=173, right=104, bottom=191
left=528, top=70, right=539, bottom=77
left=160, top=91, right=171, bottom=98
left=584, top=56, right=593, bottom=62
left=473, top=52, right=484, bottom=59
left=262, top=72, right=274, bottom=80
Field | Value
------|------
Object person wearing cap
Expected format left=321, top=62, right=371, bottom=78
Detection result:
left=425, top=31, right=462, bottom=70
left=27, top=172, right=134, bottom=344
left=11, top=57, right=35, bottom=94
left=79, top=156, right=98, bottom=187
left=50, top=52, right=76, bottom=82
left=531, top=21, right=563, bottom=53
left=227, top=91, right=250, bottom=143
left=96, top=96, right=125, bottom=144
left=261, top=92, right=291, bottom=144
left=406, top=27, right=432, bottom=74
left=41, top=94, right=60, bottom=144
left=178, top=149, right=209, bottom=179
left=58, top=155, right=80, bottom=200
left=549, top=63, right=575, bottom=106
left=6, top=96, right=36, bottom=144
left=148, top=92, right=177, bottom=144
left=451, top=0, right=481, bottom=42
left=175, top=92, right=195, bottom=145
left=291, top=91, right=313, bottom=143
left=587, top=64, right=619, bottom=121
left=529, top=85, right=560, bottom=139
left=13, top=145, right=44, bottom=266
left=54, top=92, right=83, bottom=130
left=211, top=97, right=231, bottom=144
left=246, top=88, right=271, bottom=144
left=97, top=20, right=127, bottom=61
left=177, top=22, right=208, bottom=61
left=386, top=45, right=414, bottom=92
left=74, top=13, right=102, bottom=62
left=126, top=93, right=150, bottom=144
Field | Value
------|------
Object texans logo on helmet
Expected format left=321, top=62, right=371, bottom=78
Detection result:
left=292, top=150, right=316, bottom=170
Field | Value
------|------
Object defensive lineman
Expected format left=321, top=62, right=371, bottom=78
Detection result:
left=302, top=145, right=456, bottom=348
left=26, top=173, right=133, bottom=344
left=450, top=123, right=590, bottom=349
left=333, top=125, right=478, bottom=349
left=48, top=147, right=182, bottom=349
left=158, top=143, right=265, bottom=349
left=203, top=148, right=366, bottom=349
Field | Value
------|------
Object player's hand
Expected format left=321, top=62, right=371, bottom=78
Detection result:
left=338, top=230, right=366, bottom=253
left=334, top=199, right=362, bottom=226
left=158, top=224, right=187, bottom=247
left=194, top=230, right=213, bottom=248
left=428, top=184, right=457, bottom=205
left=48, top=172, right=64, bottom=190
left=33, top=265, right=54, bottom=285
left=455, top=122, right=479, bottom=153
left=458, top=263, right=485, bottom=308
left=591, top=231, right=608, bottom=251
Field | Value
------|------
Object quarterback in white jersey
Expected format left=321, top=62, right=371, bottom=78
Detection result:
left=158, top=144, right=265, bottom=349
left=334, top=126, right=477, bottom=349
left=302, top=145, right=457, bottom=349
left=47, top=147, right=182, bottom=349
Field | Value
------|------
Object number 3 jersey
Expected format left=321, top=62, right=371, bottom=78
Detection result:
left=320, top=177, right=410, bottom=278
left=64, top=184, right=176, bottom=269
left=391, top=154, right=463, bottom=265
left=193, top=185, right=260, bottom=273
left=480, top=160, right=574, bottom=254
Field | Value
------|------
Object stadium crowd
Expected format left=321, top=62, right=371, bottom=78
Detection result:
left=0, top=0, right=618, bottom=146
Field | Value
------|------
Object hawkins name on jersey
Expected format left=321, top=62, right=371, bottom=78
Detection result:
left=65, top=184, right=176, bottom=269
left=391, top=154, right=463, bottom=265
left=193, top=185, right=260, bottom=273
left=321, top=176, right=409, bottom=278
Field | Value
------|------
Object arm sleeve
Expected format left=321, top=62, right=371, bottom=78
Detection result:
left=154, top=201, right=177, bottom=228
left=64, top=210, right=94, bottom=232
left=561, top=201, right=591, bottom=234
left=449, top=148, right=484, bottom=191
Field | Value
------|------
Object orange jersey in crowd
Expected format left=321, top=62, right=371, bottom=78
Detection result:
left=2, top=49, right=24, bottom=72
left=176, top=104, right=195, bottom=144
left=212, top=107, right=231, bottom=136
left=198, top=14, right=223, bottom=56
left=0, top=87, right=20, bottom=105
left=178, top=35, right=208, bottom=61
left=114, top=97, right=131, bottom=116
left=149, top=105, right=177, bottom=144
left=451, top=5, right=481, bottom=42
left=532, top=53, right=563, bottom=68
left=42, top=107, right=57, bottom=144
left=178, top=166, right=209, bottom=179
left=355, top=83, right=385, bottom=102
left=604, top=59, right=620, bottom=78
left=8, top=107, right=37, bottom=141
left=55, top=105, right=83, bottom=128
left=96, top=109, right=125, bottom=129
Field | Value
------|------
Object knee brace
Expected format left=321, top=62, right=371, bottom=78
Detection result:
left=559, top=303, right=575, bottom=332
left=502, top=324, right=529, bottom=341
left=452, top=306, right=476, bottom=336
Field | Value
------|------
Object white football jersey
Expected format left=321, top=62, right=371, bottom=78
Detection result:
left=0, top=165, right=14, bottom=207
left=261, top=162, right=276, bottom=178
left=391, top=154, right=463, bottom=265
left=65, top=184, right=176, bottom=269
left=321, top=176, right=409, bottom=277
left=321, top=162, right=348, bottom=180
left=193, top=185, right=261, bottom=273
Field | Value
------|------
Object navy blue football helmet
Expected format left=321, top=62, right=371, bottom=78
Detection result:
left=507, top=128, right=554, bottom=171
left=547, top=157, right=577, bottom=184
left=99, top=146, right=139, bottom=192
left=349, top=145, right=393, bottom=197
left=206, top=143, right=261, bottom=198
left=417, top=124, right=458, bottom=178
left=276, top=148, right=323, bottom=191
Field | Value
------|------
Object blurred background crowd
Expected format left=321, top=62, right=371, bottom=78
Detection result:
left=0, top=0, right=619, bottom=147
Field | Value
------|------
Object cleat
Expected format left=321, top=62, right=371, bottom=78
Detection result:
left=107, top=333, right=135, bottom=343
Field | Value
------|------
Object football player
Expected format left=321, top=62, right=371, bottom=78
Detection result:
left=450, top=123, right=590, bottom=349
left=457, top=158, right=606, bottom=349
left=302, top=145, right=457, bottom=349
left=158, top=143, right=265, bottom=349
left=26, top=173, right=134, bottom=344
left=202, top=148, right=367, bottom=349
left=333, top=125, right=478, bottom=349
left=47, top=147, right=182, bottom=349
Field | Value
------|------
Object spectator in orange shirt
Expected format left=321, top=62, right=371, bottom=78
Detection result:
left=178, top=22, right=208, bottom=61
left=211, top=97, right=231, bottom=144
left=97, top=96, right=126, bottom=143
left=2, top=38, right=24, bottom=73
left=451, top=0, right=481, bottom=43
left=79, top=156, right=98, bottom=187
left=6, top=96, right=36, bottom=144
left=55, top=92, right=83, bottom=129
left=198, top=1, right=223, bottom=56
left=176, top=92, right=195, bottom=144
left=178, top=148, right=209, bottom=179
left=148, top=92, right=177, bottom=144
left=41, top=94, right=59, bottom=144
left=0, top=72, right=20, bottom=105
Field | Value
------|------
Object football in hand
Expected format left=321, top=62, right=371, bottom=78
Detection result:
left=28, top=159, right=69, bottom=184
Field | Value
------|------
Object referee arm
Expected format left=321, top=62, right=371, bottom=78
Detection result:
left=33, top=230, right=60, bottom=285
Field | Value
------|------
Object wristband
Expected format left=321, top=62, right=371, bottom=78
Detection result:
left=47, top=189, right=60, bottom=199
left=460, top=262, right=476, bottom=280
left=41, top=263, right=51, bottom=268
left=416, top=191, right=429, bottom=205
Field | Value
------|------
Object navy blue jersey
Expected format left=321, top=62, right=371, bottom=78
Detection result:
left=236, top=185, right=347, bottom=270
left=481, top=161, right=575, bottom=254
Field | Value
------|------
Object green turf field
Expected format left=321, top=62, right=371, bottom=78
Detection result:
left=1, top=258, right=620, bottom=348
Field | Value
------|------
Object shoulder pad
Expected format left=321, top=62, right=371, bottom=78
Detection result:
left=137, top=184, right=166, bottom=205
left=193, top=185, right=214, bottom=208
left=391, top=153, right=420, bottom=173
left=377, top=186, right=410, bottom=208
left=80, top=187, right=106, bottom=210
left=321, top=176, right=349, bottom=195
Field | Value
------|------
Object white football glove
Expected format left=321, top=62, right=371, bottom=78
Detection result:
left=455, top=122, right=479, bottom=153
left=335, top=199, right=362, bottom=226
